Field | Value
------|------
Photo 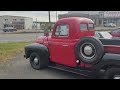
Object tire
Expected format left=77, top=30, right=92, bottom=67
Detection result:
left=30, top=52, right=49, bottom=70
left=104, top=68, right=120, bottom=79
left=75, top=36, right=104, bottom=64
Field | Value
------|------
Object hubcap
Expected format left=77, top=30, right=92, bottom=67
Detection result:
left=34, top=57, right=39, bottom=65
left=84, top=46, right=93, bottom=55
left=80, top=43, right=96, bottom=60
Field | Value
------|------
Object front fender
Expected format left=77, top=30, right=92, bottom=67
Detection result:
left=24, top=43, right=49, bottom=59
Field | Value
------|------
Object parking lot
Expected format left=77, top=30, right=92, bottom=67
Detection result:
left=0, top=32, right=44, bottom=42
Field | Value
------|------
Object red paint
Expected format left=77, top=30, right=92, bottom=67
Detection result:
left=110, top=27, right=120, bottom=37
left=35, top=17, right=105, bottom=68
left=104, top=45, right=120, bottom=54
left=111, top=33, right=120, bottom=37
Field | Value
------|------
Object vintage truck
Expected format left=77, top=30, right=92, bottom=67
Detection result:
left=24, top=17, right=120, bottom=79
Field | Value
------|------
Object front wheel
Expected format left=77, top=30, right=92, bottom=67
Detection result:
left=30, top=52, right=49, bottom=70
left=104, top=68, right=120, bottom=79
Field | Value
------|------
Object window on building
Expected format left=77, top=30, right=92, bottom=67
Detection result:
left=20, top=19, right=24, bottom=21
left=80, top=24, right=87, bottom=30
left=5, top=19, right=8, bottom=21
left=13, top=19, right=16, bottom=21
left=55, top=24, right=69, bottom=36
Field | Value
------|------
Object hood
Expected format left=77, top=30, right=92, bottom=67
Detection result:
left=35, top=36, right=47, bottom=44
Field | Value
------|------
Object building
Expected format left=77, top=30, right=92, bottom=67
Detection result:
left=58, top=11, right=120, bottom=26
left=0, top=15, right=33, bottom=30
left=32, top=21, right=55, bottom=30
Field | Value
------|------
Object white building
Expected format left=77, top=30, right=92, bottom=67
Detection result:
left=0, top=15, right=33, bottom=30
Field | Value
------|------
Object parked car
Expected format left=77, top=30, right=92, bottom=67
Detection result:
left=3, top=27, right=17, bottom=32
left=104, top=23, right=116, bottom=27
left=95, top=31, right=113, bottom=39
left=110, top=27, right=120, bottom=37
left=95, top=31, right=120, bottom=39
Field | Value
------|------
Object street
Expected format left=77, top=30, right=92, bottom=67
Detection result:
left=0, top=33, right=44, bottom=42
left=0, top=53, right=85, bottom=79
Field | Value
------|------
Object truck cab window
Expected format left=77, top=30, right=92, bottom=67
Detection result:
left=80, top=24, right=87, bottom=30
left=88, top=23, right=94, bottom=30
left=55, top=24, right=69, bottom=36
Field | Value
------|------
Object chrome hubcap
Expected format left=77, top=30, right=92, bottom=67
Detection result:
left=84, top=46, right=93, bottom=55
left=34, top=57, right=39, bottom=65
left=80, top=43, right=96, bottom=60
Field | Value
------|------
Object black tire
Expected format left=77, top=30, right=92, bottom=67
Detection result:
left=30, top=52, right=49, bottom=70
left=104, top=68, right=120, bottom=79
left=75, top=36, right=104, bottom=64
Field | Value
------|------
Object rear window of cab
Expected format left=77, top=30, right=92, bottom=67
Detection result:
left=80, top=23, right=94, bottom=30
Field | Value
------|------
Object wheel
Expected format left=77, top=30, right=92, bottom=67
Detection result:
left=30, top=52, right=49, bottom=70
left=75, top=36, right=104, bottom=64
left=104, top=68, right=120, bottom=79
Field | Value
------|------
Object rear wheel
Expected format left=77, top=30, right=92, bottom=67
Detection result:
left=104, top=68, right=120, bottom=79
left=30, top=52, right=49, bottom=70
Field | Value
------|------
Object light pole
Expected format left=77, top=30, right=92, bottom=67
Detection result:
left=36, top=18, right=37, bottom=38
left=48, top=11, right=51, bottom=31
left=48, top=11, right=51, bottom=23
left=56, top=11, right=57, bottom=21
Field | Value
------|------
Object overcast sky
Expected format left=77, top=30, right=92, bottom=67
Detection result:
left=0, top=11, right=68, bottom=22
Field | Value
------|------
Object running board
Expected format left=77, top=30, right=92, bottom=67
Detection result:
left=48, top=64, right=97, bottom=78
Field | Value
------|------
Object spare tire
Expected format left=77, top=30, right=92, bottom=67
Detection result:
left=75, top=36, right=105, bottom=64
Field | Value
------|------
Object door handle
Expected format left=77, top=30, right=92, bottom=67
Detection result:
left=62, top=45, right=69, bottom=47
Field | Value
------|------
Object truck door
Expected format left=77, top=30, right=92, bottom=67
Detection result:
left=48, top=23, right=76, bottom=67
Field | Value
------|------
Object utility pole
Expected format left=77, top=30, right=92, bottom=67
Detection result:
left=36, top=18, right=37, bottom=38
left=56, top=11, right=57, bottom=22
left=88, top=11, right=90, bottom=18
left=48, top=11, right=51, bottom=31
left=48, top=11, right=51, bottom=23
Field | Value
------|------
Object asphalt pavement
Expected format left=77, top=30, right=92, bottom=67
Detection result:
left=0, top=33, right=44, bottom=42
left=0, top=53, right=85, bottom=79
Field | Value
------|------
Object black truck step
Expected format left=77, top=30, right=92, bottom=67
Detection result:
left=48, top=64, right=98, bottom=78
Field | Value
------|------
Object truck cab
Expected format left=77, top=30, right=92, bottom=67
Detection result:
left=24, top=17, right=120, bottom=79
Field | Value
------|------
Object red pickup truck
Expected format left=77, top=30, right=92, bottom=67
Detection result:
left=24, top=17, right=120, bottom=79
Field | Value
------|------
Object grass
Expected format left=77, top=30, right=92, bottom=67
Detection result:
left=0, top=41, right=32, bottom=64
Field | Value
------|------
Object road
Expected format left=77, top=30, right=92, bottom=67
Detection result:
left=0, top=33, right=44, bottom=42
left=0, top=53, right=86, bottom=79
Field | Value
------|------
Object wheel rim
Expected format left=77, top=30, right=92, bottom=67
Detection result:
left=80, top=42, right=96, bottom=60
left=33, top=57, right=39, bottom=65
